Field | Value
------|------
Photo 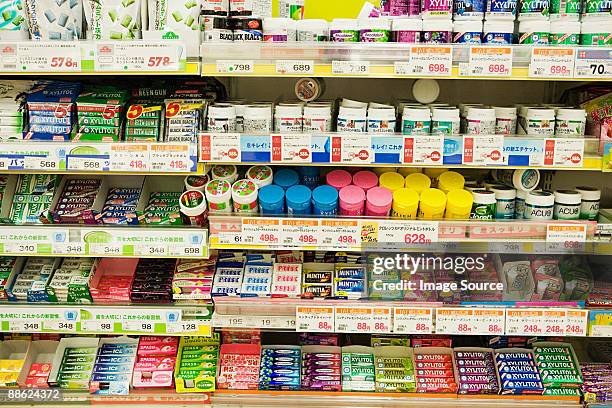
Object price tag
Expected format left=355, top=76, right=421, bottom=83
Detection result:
left=371, top=307, right=392, bottom=333
left=271, top=134, right=312, bottom=163
left=393, top=307, right=433, bottom=334
left=460, top=46, right=512, bottom=77
left=591, top=325, right=612, bottom=337
left=473, top=309, right=506, bottom=335
left=332, top=60, right=370, bottom=75
left=296, top=306, right=334, bottom=332
left=506, top=309, right=544, bottom=335
left=80, top=320, right=115, bottom=333
left=212, top=314, right=247, bottom=328
left=66, top=156, right=108, bottom=171
left=242, top=218, right=281, bottom=246
left=330, top=134, right=372, bottom=164
left=88, top=243, right=123, bottom=256
left=546, top=224, right=587, bottom=243
left=335, top=307, right=372, bottom=333
left=217, top=60, right=254, bottom=74
left=169, top=245, right=202, bottom=257
left=109, top=144, right=149, bottom=172
left=542, top=309, right=566, bottom=336
left=395, top=46, right=452, bottom=76
left=375, top=220, right=439, bottom=244
left=4, top=242, right=38, bottom=255
left=248, top=316, right=295, bottom=330
left=529, top=47, right=574, bottom=78
left=9, top=320, right=42, bottom=332
left=123, top=321, right=156, bottom=333
left=436, top=308, right=476, bottom=335
left=565, top=309, right=588, bottom=337
left=23, top=156, right=59, bottom=171
left=280, top=219, right=319, bottom=246
left=217, top=232, right=243, bottom=245
left=0, top=157, right=10, bottom=170
left=574, top=48, right=612, bottom=79
left=276, top=60, right=314, bottom=75
left=543, top=138, right=584, bottom=167
left=150, top=144, right=192, bottom=172
left=166, top=321, right=203, bottom=334
left=319, top=219, right=361, bottom=248
left=17, top=43, right=80, bottom=72
left=44, top=320, right=77, bottom=333
left=402, top=135, right=444, bottom=165
left=52, top=243, right=85, bottom=255
left=94, top=42, right=182, bottom=72
left=463, top=135, right=504, bottom=165
left=135, top=244, right=168, bottom=257
left=200, top=133, right=241, bottom=162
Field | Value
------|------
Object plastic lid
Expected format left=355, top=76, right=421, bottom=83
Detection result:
left=490, top=185, right=517, bottom=199
left=472, top=189, right=497, bottom=204
left=459, top=103, right=485, bottom=117
left=326, top=169, right=352, bottom=190
left=244, top=104, right=273, bottom=119
left=398, top=167, right=422, bottom=177
left=453, top=20, right=483, bottom=32
left=392, top=18, right=423, bottom=31
left=404, top=172, right=432, bottom=194
left=516, top=189, right=527, bottom=199
left=526, top=190, right=555, bottom=206
left=438, top=171, right=465, bottom=193
left=247, top=165, right=273, bottom=187
left=431, top=107, right=460, bottom=121
left=304, top=105, right=332, bottom=117
left=513, top=169, right=540, bottom=191
left=341, top=98, right=368, bottom=108
left=368, top=106, right=396, bottom=119
left=353, top=170, right=379, bottom=191
left=467, top=107, right=496, bottom=120
left=373, top=167, right=397, bottom=176
left=424, top=168, right=449, bottom=179
left=339, top=185, right=366, bottom=206
left=298, top=166, right=320, bottom=177
left=554, top=189, right=582, bottom=205
left=208, top=104, right=236, bottom=118
left=402, top=106, right=431, bottom=121
left=275, top=104, right=303, bottom=116
left=179, top=190, right=207, bottom=217
left=338, top=105, right=367, bottom=118
left=205, top=179, right=231, bottom=202
left=575, top=186, right=601, bottom=200
left=556, top=108, right=586, bottom=120
left=231, top=179, right=259, bottom=204
left=185, top=175, right=209, bottom=192
left=420, top=188, right=447, bottom=209
left=412, top=79, right=440, bottom=104
left=273, top=168, right=299, bottom=190
left=286, top=185, right=312, bottom=207
left=519, top=20, right=550, bottom=32
left=526, top=108, right=555, bottom=119
left=312, top=185, right=339, bottom=206
left=211, top=164, right=238, bottom=182
left=446, top=189, right=473, bottom=210
left=483, top=20, right=514, bottom=32
left=366, top=186, right=393, bottom=209
left=422, top=19, right=453, bottom=32
left=379, top=172, right=405, bottom=192
left=493, top=106, right=517, bottom=117
left=259, top=184, right=285, bottom=207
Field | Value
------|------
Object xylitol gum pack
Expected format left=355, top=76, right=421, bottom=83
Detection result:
left=148, top=0, right=200, bottom=31
left=24, top=0, right=83, bottom=40
left=26, top=81, right=81, bottom=140
left=48, top=257, right=94, bottom=303
left=51, top=178, right=103, bottom=224
left=96, top=187, right=142, bottom=225
left=75, top=87, right=128, bottom=141
left=10, top=174, right=59, bottom=224
left=84, top=0, right=142, bottom=40
left=7, top=257, right=58, bottom=302
left=140, top=191, right=183, bottom=225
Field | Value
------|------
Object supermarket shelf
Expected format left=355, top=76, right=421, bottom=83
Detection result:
left=0, top=225, right=208, bottom=258
left=201, top=43, right=611, bottom=81
left=0, top=304, right=212, bottom=336
left=199, top=133, right=601, bottom=171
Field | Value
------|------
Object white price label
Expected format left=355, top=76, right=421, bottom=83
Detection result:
left=9, top=320, right=42, bottom=332
left=296, top=306, right=334, bottom=332
left=52, top=243, right=85, bottom=255
left=280, top=219, right=319, bottom=246
left=375, top=220, right=439, bottom=244
left=319, top=219, right=361, bottom=248
left=150, top=144, right=192, bottom=172
left=202, top=133, right=241, bottom=163
left=123, top=321, right=156, bottom=333
left=330, top=134, right=372, bottom=164
left=217, top=232, right=243, bottom=245
left=402, top=135, right=444, bottom=165
left=506, top=309, right=544, bottom=335
left=94, top=42, right=182, bottom=72
left=23, top=156, right=59, bottom=171
left=271, top=134, right=312, bottom=163
left=463, top=135, right=504, bottom=165
left=217, top=60, right=254, bottom=74
left=80, top=320, right=115, bottom=333
left=565, top=309, right=588, bottom=337
left=543, top=138, right=584, bottom=167
left=4, top=243, right=38, bottom=254
left=166, top=321, right=203, bottom=334
left=66, top=156, right=108, bottom=171
left=436, top=308, right=505, bottom=335
left=541, top=309, right=567, bottom=336
left=396, top=46, right=452, bottom=76
left=574, top=48, right=612, bottom=79
left=276, top=60, right=314, bottom=75
left=546, top=224, right=587, bottom=243
left=371, top=307, right=392, bottom=333
left=392, top=307, right=433, bottom=334
left=332, top=60, right=370, bottom=75
left=109, top=144, right=149, bottom=172
left=461, top=46, right=512, bottom=77
left=591, top=325, right=612, bottom=337
left=88, top=243, right=123, bottom=256
left=17, top=43, right=80, bottom=72
left=529, top=47, right=575, bottom=78
left=135, top=244, right=168, bottom=257
left=44, top=320, right=77, bottom=332
left=213, top=314, right=247, bottom=328
left=169, top=245, right=202, bottom=257
left=335, top=307, right=372, bottom=333
left=0, top=157, right=10, bottom=170
left=243, top=218, right=281, bottom=246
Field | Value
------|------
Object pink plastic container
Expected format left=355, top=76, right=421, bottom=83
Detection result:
left=353, top=170, right=379, bottom=192
left=339, top=185, right=366, bottom=216
left=326, top=169, right=352, bottom=191
left=366, top=187, right=393, bottom=217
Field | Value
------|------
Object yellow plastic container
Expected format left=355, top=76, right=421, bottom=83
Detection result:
left=379, top=172, right=405, bottom=192
left=391, top=188, right=420, bottom=219
left=445, top=189, right=473, bottom=219
left=404, top=173, right=431, bottom=194
left=398, top=167, right=422, bottom=177
left=418, top=188, right=447, bottom=219
left=438, top=171, right=465, bottom=194
left=424, top=168, right=449, bottom=187
left=373, top=167, right=397, bottom=176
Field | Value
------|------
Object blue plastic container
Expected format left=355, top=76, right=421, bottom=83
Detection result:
left=259, top=185, right=285, bottom=214
left=312, top=185, right=338, bottom=216
left=273, top=168, right=299, bottom=190
left=286, top=185, right=312, bottom=215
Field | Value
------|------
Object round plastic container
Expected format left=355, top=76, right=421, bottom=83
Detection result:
left=296, top=19, right=329, bottom=41
left=398, top=167, right=423, bottom=177
left=373, top=167, right=397, bottom=176
left=339, top=185, right=366, bottom=216
left=353, top=170, right=379, bottom=191
left=518, top=0, right=550, bottom=20
left=275, top=104, right=303, bottom=133
left=494, top=106, right=518, bottom=135
left=337, top=106, right=367, bottom=133
left=179, top=190, right=207, bottom=226
left=326, top=169, right=352, bottom=191
left=286, top=185, right=312, bottom=215
left=330, top=18, right=359, bottom=42
left=493, top=168, right=540, bottom=191
left=184, top=175, right=209, bottom=193
left=555, top=108, right=586, bottom=136
left=581, top=19, right=612, bottom=46
left=297, top=166, right=320, bottom=189
left=422, top=19, right=452, bottom=44
left=553, top=189, right=581, bottom=220
left=367, top=106, right=396, bottom=133
left=424, top=168, right=449, bottom=187
left=575, top=186, right=600, bottom=220
left=519, top=20, right=550, bottom=44
left=412, top=79, right=441, bottom=104
left=515, top=189, right=527, bottom=219
left=231, top=101, right=247, bottom=132
left=303, top=104, right=332, bottom=132
left=405, top=172, right=432, bottom=194
left=295, top=78, right=325, bottom=102
left=273, top=168, right=299, bottom=190
left=366, top=186, right=393, bottom=217
left=211, top=164, right=239, bottom=184
left=379, top=172, right=406, bottom=192
left=231, top=179, right=259, bottom=214
left=207, top=104, right=237, bottom=133
left=418, top=188, right=447, bottom=219
left=258, top=184, right=285, bottom=214
left=247, top=165, right=274, bottom=188
left=402, top=106, right=431, bottom=135
left=453, top=20, right=483, bottom=43
left=445, top=188, right=473, bottom=219
left=490, top=185, right=516, bottom=219
left=392, top=188, right=420, bottom=219
left=359, top=18, right=391, bottom=42
left=454, top=0, right=485, bottom=19
left=526, top=108, right=555, bottom=135
left=392, top=18, right=422, bottom=43
left=431, top=108, right=460, bottom=135
left=438, top=171, right=465, bottom=194
left=243, top=104, right=273, bottom=133
left=205, top=179, right=232, bottom=213
left=263, top=17, right=296, bottom=42
left=466, top=107, right=496, bottom=134
left=312, top=185, right=339, bottom=216
left=470, top=189, right=496, bottom=219
left=483, top=19, right=514, bottom=44
left=524, top=190, right=555, bottom=220
left=549, top=20, right=580, bottom=44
